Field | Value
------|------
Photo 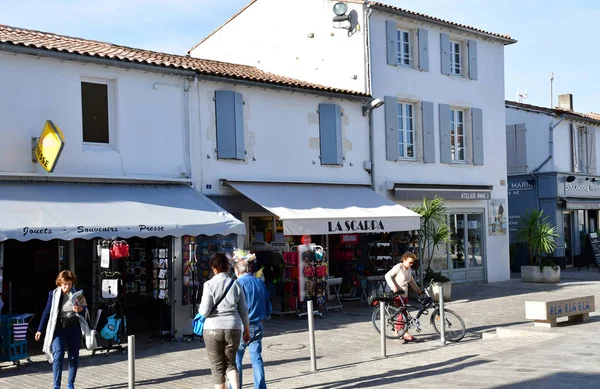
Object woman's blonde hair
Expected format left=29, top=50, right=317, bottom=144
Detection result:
left=401, top=252, right=417, bottom=262
left=55, top=270, right=77, bottom=286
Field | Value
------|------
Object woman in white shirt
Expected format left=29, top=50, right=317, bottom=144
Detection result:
left=384, top=252, right=422, bottom=342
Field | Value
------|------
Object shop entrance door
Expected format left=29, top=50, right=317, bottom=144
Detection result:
left=447, top=211, right=486, bottom=283
left=563, top=212, right=573, bottom=266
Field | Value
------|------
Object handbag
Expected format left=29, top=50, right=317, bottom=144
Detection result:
left=192, top=279, right=235, bottom=336
left=85, top=329, right=98, bottom=350
left=110, top=241, right=130, bottom=259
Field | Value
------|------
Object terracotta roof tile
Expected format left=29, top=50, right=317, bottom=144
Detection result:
left=369, top=1, right=516, bottom=44
left=506, top=100, right=600, bottom=126
left=0, top=24, right=367, bottom=97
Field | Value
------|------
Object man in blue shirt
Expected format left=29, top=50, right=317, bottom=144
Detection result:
left=233, top=259, right=272, bottom=389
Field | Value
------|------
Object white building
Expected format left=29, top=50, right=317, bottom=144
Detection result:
left=190, top=0, right=517, bottom=283
left=0, top=23, right=420, bottom=334
left=506, top=95, right=600, bottom=270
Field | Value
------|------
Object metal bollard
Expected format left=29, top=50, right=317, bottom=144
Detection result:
left=128, top=335, right=135, bottom=388
left=380, top=301, right=386, bottom=357
left=307, top=300, right=317, bottom=372
left=439, top=286, right=446, bottom=346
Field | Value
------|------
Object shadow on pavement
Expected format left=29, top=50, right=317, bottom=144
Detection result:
left=491, top=372, right=600, bottom=388
left=288, top=354, right=489, bottom=389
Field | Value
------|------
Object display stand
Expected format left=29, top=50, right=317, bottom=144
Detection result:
left=273, top=245, right=299, bottom=317
left=324, top=277, right=343, bottom=313
left=182, top=240, right=201, bottom=342
left=93, top=270, right=126, bottom=356
left=150, top=246, right=174, bottom=343
left=297, top=244, right=324, bottom=319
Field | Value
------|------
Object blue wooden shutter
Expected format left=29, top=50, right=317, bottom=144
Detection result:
left=386, top=21, right=397, bottom=66
left=417, top=28, right=429, bottom=72
left=215, top=90, right=245, bottom=160
left=506, top=125, right=517, bottom=174
left=515, top=123, right=528, bottom=173
left=468, top=40, right=478, bottom=80
left=421, top=101, right=435, bottom=163
left=440, top=33, right=451, bottom=75
left=472, top=107, right=484, bottom=165
left=319, top=103, right=343, bottom=165
left=233, top=92, right=245, bottom=159
left=571, top=123, right=579, bottom=172
left=439, top=104, right=451, bottom=163
left=385, top=96, right=399, bottom=161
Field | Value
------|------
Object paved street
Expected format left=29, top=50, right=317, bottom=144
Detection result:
left=2, top=268, right=600, bottom=388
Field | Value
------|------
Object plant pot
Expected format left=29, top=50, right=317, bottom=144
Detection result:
left=430, top=281, right=452, bottom=302
left=520, top=266, right=560, bottom=283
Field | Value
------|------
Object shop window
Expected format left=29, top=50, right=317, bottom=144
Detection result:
left=215, top=90, right=245, bottom=160
left=81, top=80, right=112, bottom=144
left=318, top=103, right=343, bottom=165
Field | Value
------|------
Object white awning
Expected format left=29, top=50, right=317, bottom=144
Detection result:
left=0, top=182, right=245, bottom=242
left=228, top=182, right=420, bottom=235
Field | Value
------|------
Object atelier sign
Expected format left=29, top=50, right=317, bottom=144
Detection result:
left=327, top=220, right=385, bottom=233
left=35, top=120, right=65, bottom=173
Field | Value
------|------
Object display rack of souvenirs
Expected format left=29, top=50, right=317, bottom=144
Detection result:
left=298, top=244, right=326, bottom=318
left=368, top=236, right=393, bottom=275
left=280, top=247, right=299, bottom=314
left=332, top=237, right=363, bottom=295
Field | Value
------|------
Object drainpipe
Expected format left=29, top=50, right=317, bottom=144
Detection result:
left=530, top=115, right=565, bottom=211
left=531, top=115, right=565, bottom=174
left=363, top=7, right=373, bottom=95
left=364, top=7, right=375, bottom=190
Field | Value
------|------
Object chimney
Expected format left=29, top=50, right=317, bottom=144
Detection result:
left=558, top=94, right=573, bottom=111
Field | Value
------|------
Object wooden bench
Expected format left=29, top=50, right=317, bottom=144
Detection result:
left=525, top=296, right=595, bottom=328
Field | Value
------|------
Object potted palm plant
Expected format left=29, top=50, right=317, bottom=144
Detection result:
left=412, top=197, right=452, bottom=300
left=516, top=209, right=560, bottom=283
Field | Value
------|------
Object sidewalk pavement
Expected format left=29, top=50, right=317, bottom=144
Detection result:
left=2, top=268, right=600, bottom=388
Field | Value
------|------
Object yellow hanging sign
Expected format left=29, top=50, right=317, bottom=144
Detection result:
left=35, top=120, right=65, bottom=173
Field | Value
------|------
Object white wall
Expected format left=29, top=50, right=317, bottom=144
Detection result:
left=191, top=81, right=371, bottom=196
left=0, top=51, right=188, bottom=180
left=190, top=0, right=368, bottom=93
left=506, top=106, right=600, bottom=174
left=368, top=13, right=509, bottom=282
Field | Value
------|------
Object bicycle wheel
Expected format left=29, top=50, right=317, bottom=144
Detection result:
left=430, top=308, right=466, bottom=342
left=371, top=305, right=408, bottom=339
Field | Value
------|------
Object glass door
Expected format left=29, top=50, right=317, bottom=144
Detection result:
left=467, top=214, right=483, bottom=269
left=563, top=212, right=573, bottom=266
left=447, top=211, right=486, bottom=283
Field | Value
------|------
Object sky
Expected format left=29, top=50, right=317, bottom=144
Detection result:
left=2, top=0, right=598, bottom=114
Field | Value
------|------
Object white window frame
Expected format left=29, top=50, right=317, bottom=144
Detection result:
left=396, top=28, right=414, bottom=67
left=450, top=108, right=467, bottom=163
left=449, top=39, right=465, bottom=76
left=397, top=101, right=417, bottom=160
left=81, top=77, right=118, bottom=151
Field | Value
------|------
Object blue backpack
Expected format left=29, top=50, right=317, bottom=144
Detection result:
left=100, top=314, right=122, bottom=342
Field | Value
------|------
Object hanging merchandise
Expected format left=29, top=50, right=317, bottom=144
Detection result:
left=298, top=244, right=328, bottom=306
left=110, top=240, right=130, bottom=259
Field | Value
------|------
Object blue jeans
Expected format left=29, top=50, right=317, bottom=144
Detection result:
left=233, top=322, right=266, bottom=389
left=51, top=324, right=81, bottom=389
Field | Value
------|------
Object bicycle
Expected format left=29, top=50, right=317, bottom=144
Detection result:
left=370, top=287, right=466, bottom=342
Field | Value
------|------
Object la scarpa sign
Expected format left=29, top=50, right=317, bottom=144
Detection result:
left=35, top=120, right=65, bottom=173
left=328, top=220, right=385, bottom=233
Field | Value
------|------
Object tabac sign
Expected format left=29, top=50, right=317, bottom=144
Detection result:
left=35, top=120, right=65, bottom=173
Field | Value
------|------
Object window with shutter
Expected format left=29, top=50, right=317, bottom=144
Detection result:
left=215, top=90, right=245, bottom=160
left=385, top=96, right=400, bottom=161
left=439, top=104, right=452, bottom=163
left=421, top=101, right=435, bottom=163
left=506, top=125, right=517, bottom=173
left=319, top=103, right=343, bottom=165
left=588, top=128, right=597, bottom=174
